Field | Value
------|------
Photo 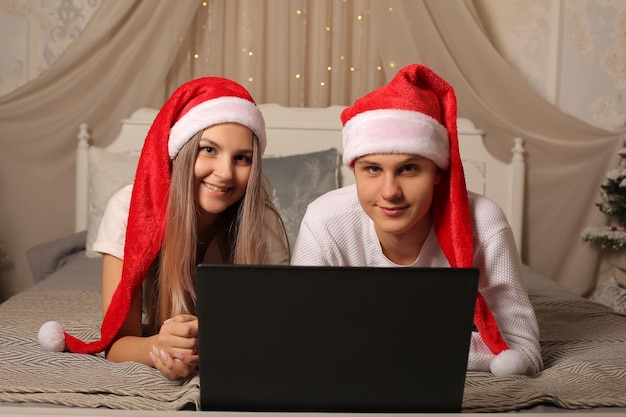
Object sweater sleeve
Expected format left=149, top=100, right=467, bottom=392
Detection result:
left=467, top=196, right=543, bottom=375
left=291, top=215, right=332, bottom=266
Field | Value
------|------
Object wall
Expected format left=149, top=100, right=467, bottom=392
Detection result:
left=0, top=0, right=99, bottom=96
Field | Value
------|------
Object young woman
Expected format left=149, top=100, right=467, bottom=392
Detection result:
left=291, top=64, right=543, bottom=377
left=41, top=77, right=289, bottom=380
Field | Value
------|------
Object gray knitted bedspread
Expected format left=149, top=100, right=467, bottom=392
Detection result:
left=463, top=297, right=626, bottom=412
left=1, top=289, right=625, bottom=412
left=0, top=290, right=200, bottom=410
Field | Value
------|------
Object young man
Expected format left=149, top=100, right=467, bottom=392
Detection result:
left=291, top=63, right=542, bottom=377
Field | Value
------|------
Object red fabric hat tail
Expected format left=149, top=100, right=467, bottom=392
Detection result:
left=338, top=63, right=511, bottom=359
left=59, top=83, right=191, bottom=354
left=474, top=293, right=509, bottom=354
left=55, top=77, right=258, bottom=354
left=399, top=64, right=510, bottom=355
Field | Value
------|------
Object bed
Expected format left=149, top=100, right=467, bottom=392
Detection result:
left=1, top=104, right=625, bottom=416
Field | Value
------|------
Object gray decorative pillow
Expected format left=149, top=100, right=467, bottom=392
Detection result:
left=263, top=148, right=340, bottom=248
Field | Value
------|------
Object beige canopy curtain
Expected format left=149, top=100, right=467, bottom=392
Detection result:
left=0, top=0, right=621, bottom=299
left=172, top=0, right=624, bottom=295
left=168, top=0, right=387, bottom=107
left=364, top=0, right=623, bottom=294
left=366, top=0, right=624, bottom=295
left=0, top=1, right=200, bottom=298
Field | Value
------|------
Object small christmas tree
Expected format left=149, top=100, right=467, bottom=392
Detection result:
left=596, top=147, right=626, bottom=227
left=581, top=147, right=626, bottom=249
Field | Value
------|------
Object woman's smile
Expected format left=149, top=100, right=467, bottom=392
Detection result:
left=202, top=181, right=232, bottom=193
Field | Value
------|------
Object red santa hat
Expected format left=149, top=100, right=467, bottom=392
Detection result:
left=38, top=77, right=266, bottom=355
left=341, top=63, right=525, bottom=376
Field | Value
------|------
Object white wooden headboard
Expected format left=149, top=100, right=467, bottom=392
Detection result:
left=76, top=104, right=525, bottom=254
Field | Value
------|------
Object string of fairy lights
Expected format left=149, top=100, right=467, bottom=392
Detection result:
left=192, top=0, right=394, bottom=97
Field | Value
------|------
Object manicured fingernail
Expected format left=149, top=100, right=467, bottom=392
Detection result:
left=163, top=318, right=174, bottom=324
left=173, top=353, right=185, bottom=361
left=160, top=349, right=169, bottom=362
left=149, top=351, right=157, bottom=364
left=152, top=345, right=158, bottom=355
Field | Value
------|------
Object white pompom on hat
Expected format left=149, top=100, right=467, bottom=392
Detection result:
left=38, top=77, right=265, bottom=355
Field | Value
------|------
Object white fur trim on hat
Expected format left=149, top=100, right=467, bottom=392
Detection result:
left=168, top=96, right=266, bottom=159
left=342, top=109, right=449, bottom=169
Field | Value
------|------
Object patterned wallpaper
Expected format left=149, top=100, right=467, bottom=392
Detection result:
left=0, top=0, right=100, bottom=96
left=564, top=0, right=626, bottom=130
left=475, top=0, right=626, bottom=132
left=0, top=0, right=624, bottom=132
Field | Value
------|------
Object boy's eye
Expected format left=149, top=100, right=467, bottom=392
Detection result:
left=400, top=164, right=418, bottom=173
left=367, top=166, right=382, bottom=173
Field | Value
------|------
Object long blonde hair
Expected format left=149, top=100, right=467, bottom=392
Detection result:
left=145, top=130, right=289, bottom=332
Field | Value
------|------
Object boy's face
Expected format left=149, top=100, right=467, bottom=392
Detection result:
left=353, top=153, right=442, bottom=242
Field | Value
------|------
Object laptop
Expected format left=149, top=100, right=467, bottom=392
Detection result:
left=196, top=264, right=479, bottom=413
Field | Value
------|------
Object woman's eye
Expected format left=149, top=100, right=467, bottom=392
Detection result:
left=235, top=154, right=252, bottom=164
left=201, top=146, right=216, bottom=154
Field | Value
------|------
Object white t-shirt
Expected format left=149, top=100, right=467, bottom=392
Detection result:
left=291, top=184, right=542, bottom=375
left=92, top=185, right=133, bottom=259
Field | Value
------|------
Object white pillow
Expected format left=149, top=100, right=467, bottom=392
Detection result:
left=85, top=147, right=140, bottom=258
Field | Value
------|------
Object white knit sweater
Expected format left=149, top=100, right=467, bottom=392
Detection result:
left=291, top=185, right=542, bottom=375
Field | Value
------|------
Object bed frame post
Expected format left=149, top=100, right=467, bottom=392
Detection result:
left=75, top=123, right=90, bottom=233
left=510, top=137, right=525, bottom=255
